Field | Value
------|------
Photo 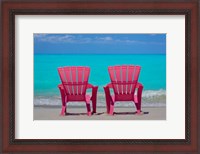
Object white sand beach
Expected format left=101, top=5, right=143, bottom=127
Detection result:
left=34, top=106, right=166, bottom=120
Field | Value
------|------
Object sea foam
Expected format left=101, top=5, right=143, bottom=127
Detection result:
left=34, top=89, right=166, bottom=107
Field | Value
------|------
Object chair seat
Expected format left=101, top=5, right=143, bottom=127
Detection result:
left=111, top=95, right=139, bottom=103
left=112, top=94, right=134, bottom=102
left=66, top=94, right=91, bottom=102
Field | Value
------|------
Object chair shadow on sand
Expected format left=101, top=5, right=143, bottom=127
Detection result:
left=63, top=111, right=149, bottom=116
left=113, top=111, right=149, bottom=115
left=64, top=112, right=105, bottom=116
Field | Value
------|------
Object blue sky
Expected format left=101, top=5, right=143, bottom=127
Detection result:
left=34, top=34, right=166, bottom=54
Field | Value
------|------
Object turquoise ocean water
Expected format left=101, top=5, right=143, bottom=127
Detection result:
left=34, top=54, right=166, bottom=107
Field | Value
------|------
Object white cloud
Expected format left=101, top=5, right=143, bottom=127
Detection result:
left=34, top=34, right=75, bottom=43
left=34, top=34, right=47, bottom=38
left=98, top=36, right=113, bottom=41
left=34, top=34, right=164, bottom=45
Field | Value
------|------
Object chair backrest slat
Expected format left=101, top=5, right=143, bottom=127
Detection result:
left=61, top=68, right=71, bottom=95
left=122, top=66, right=128, bottom=94
left=127, top=66, right=134, bottom=94
left=77, top=67, right=83, bottom=95
left=82, top=67, right=90, bottom=95
left=71, top=67, right=77, bottom=95
left=64, top=67, right=73, bottom=95
left=109, top=67, right=119, bottom=94
left=115, top=66, right=122, bottom=94
left=108, top=65, right=141, bottom=95
left=58, top=66, right=90, bottom=96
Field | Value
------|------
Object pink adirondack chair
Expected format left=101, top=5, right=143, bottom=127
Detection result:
left=104, top=65, right=143, bottom=115
left=58, top=66, right=98, bottom=116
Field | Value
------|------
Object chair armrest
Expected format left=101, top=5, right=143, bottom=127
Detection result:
left=103, top=84, right=113, bottom=113
left=104, top=83, right=113, bottom=89
left=136, top=82, right=143, bottom=96
left=57, top=84, right=67, bottom=106
left=103, top=85, right=112, bottom=100
left=58, top=84, right=64, bottom=90
left=136, top=82, right=143, bottom=89
left=134, top=82, right=143, bottom=103
left=103, top=83, right=113, bottom=100
left=86, top=83, right=97, bottom=89
left=87, top=83, right=98, bottom=113
left=87, top=83, right=98, bottom=99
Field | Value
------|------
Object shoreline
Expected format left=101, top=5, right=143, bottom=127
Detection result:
left=34, top=105, right=166, bottom=108
left=34, top=106, right=166, bottom=120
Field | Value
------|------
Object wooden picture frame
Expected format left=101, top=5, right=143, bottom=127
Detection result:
left=1, top=0, right=199, bottom=153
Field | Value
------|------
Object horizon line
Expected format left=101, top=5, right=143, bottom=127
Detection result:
left=34, top=53, right=166, bottom=55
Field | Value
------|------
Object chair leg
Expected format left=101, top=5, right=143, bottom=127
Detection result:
left=92, top=99, right=97, bottom=114
left=134, top=101, right=141, bottom=114
left=109, top=102, right=114, bottom=115
left=106, top=103, right=110, bottom=114
left=60, top=97, right=67, bottom=116
left=58, top=84, right=67, bottom=116
left=91, top=86, right=98, bottom=114
left=134, top=83, right=143, bottom=114
left=86, top=101, right=92, bottom=116
left=60, top=105, right=66, bottom=116
left=103, top=86, right=111, bottom=114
